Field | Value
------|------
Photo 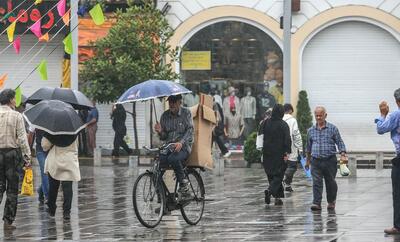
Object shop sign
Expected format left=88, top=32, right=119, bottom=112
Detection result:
left=181, top=51, right=211, bottom=70
left=0, top=0, right=63, bottom=34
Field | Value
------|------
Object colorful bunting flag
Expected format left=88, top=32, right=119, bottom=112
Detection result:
left=30, top=20, right=42, bottom=38
left=39, top=33, right=49, bottom=42
left=62, top=9, right=70, bottom=26
left=7, top=21, right=16, bottom=42
left=63, top=33, right=73, bottom=55
left=3, top=12, right=16, bottom=20
left=0, top=74, right=7, bottom=89
left=15, top=87, right=22, bottom=107
left=34, top=0, right=43, bottom=5
left=57, top=0, right=66, bottom=17
left=13, top=37, right=20, bottom=54
left=89, top=4, right=105, bottom=25
left=37, top=59, right=48, bottom=80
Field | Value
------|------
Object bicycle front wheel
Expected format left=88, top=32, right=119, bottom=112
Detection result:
left=180, top=169, right=205, bottom=225
left=133, top=172, right=165, bottom=228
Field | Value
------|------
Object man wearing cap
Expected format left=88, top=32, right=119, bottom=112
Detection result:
left=0, top=89, right=31, bottom=230
left=154, top=94, right=194, bottom=198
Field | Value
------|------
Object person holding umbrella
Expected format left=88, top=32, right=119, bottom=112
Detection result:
left=24, top=100, right=85, bottom=221
left=0, top=89, right=31, bottom=230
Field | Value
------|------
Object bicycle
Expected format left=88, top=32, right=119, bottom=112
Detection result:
left=132, top=144, right=206, bottom=228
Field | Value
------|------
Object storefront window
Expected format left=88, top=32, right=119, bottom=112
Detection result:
left=180, top=21, right=283, bottom=149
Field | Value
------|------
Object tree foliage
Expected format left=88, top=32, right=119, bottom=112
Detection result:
left=296, top=90, right=313, bottom=150
left=244, top=132, right=262, bottom=164
left=80, top=0, right=179, bottom=102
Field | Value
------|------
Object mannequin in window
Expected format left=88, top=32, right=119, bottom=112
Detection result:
left=269, top=69, right=284, bottom=104
left=183, top=84, right=199, bottom=107
left=257, top=83, right=276, bottom=122
left=223, top=86, right=240, bottom=117
left=224, top=107, right=244, bottom=149
left=240, top=87, right=257, bottom=137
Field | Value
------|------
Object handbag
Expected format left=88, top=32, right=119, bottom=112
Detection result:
left=256, top=134, right=264, bottom=151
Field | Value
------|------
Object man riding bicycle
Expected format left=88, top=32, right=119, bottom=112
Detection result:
left=154, top=94, right=194, bottom=198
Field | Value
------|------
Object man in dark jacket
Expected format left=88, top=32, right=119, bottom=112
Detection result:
left=262, top=104, right=291, bottom=205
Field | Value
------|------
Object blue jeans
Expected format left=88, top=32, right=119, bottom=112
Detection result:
left=160, top=150, right=189, bottom=184
left=311, top=156, right=338, bottom=205
left=36, top=151, right=49, bottom=199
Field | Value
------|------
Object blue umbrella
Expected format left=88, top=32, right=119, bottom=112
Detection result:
left=117, top=80, right=192, bottom=104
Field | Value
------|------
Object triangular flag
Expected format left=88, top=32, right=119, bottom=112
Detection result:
left=39, top=33, right=49, bottom=42
left=15, top=87, right=22, bottom=107
left=0, top=74, right=8, bottom=89
left=57, top=0, right=66, bottom=17
left=63, top=33, right=73, bottom=54
left=7, top=21, right=16, bottom=42
left=13, top=37, right=20, bottom=54
left=62, top=9, right=70, bottom=26
left=37, top=59, right=48, bottom=80
left=34, top=0, right=43, bottom=5
left=30, top=20, right=42, bottom=38
left=89, top=4, right=105, bottom=25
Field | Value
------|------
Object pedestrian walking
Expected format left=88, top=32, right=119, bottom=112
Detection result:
left=212, top=101, right=231, bottom=158
left=305, top=106, right=347, bottom=211
left=376, top=88, right=400, bottom=234
left=111, top=104, right=132, bottom=157
left=78, top=110, right=88, bottom=156
left=86, top=101, right=99, bottom=157
left=0, top=89, right=31, bottom=230
left=282, top=104, right=303, bottom=192
left=262, top=104, right=291, bottom=205
left=28, top=128, right=48, bottom=204
left=42, top=134, right=80, bottom=220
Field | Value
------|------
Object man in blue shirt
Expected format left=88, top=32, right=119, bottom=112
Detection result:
left=305, top=106, right=347, bottom=211
left=376, top=88, right=400, bottom=235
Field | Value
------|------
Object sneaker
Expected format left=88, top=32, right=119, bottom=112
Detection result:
left=223, top=151, right=231, bottom=158
left=274, top=198, right=283, bottom=206
left=327, top=202, right=336, bottom=210
left=310, top=204, right=322, bottom=211
left=47, top=208, right=55, bottom=217
left=264, top=190, right=271, bottom=204
left=63, top=213, right=71, bottom=221
left=178, top=181, right=192, bottom=200
left=384, top=227, right=400, bottom=234
left=285, top=185, right=294, bottom=192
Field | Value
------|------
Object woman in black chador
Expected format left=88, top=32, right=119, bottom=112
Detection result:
left=111, top=104, right=132, bottom=157
left=262, top=104, right=291, bottom=205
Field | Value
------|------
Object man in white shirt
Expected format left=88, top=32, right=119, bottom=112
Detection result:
left=282, top=104, right=303, bottom=192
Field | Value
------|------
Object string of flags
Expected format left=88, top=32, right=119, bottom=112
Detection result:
left=0, top=1, right=105, bottom=99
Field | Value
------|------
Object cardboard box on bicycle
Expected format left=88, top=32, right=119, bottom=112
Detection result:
left=187, top=94, right=216, bottom=170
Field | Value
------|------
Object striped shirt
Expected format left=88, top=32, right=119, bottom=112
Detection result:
left=159, top=107, right=194, bottom=154
left=0, top=105, right=31, bottom=158
left=306, top=122, right=346, bottom=159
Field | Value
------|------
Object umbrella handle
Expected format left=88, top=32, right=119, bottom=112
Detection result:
left=152, top=99, right=158, bottom=123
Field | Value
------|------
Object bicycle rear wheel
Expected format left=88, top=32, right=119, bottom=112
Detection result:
left=180, top=169, right=205, bottom=225
left=133, top=172, right=165, bottom=228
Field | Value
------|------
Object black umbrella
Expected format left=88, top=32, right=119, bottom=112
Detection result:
left=26, top=87, right=93, bottom=110
left=23, top=100, right=86, bottom=135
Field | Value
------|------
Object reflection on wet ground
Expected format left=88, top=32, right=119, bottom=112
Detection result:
left=1, top=161, right=400, bottom=241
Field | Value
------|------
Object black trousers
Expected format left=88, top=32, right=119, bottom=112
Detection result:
left=391, top=155, right=400, bottom=228
left=112, top=131, right=131, bottom=156
left=311, top=156, right=338, bottom=205
left=212, top=133, right=228, bottom=155
left=47, top=175, right=73, bottom=215
left=0, top=149, right=20, bottom=224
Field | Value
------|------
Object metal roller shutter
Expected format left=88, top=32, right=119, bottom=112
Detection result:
left=302, top=21, right=400, bottom=152
left=0, top=34, right=64, bottom=95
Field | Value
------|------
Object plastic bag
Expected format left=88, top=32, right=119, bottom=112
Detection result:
left=339, top=163, right=351, bottom=176
left=20, top=168, right=34, bottom=196
left=300, top=156, right=311, bottom=178
left=256, top=134, right=264, bottom=151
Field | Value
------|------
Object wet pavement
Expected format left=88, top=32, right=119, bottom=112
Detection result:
left=1, top=159, right=399, bottom=241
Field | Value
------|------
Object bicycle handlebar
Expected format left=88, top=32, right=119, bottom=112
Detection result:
left=142, top=143, right=175, bottom=153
